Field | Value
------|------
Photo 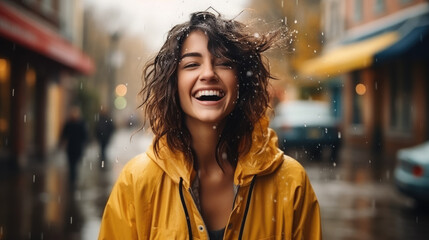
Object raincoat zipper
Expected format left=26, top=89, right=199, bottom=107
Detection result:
left=180, top=177, right=255, bottom=239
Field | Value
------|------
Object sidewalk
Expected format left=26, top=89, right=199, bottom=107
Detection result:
left=0, top=127, right=153, bottom=240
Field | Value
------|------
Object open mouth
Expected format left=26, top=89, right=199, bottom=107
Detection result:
left=194, top=90, right=225, bottom=101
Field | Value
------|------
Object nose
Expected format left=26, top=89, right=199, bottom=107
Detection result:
left=199, top=63, right=217, bottom=81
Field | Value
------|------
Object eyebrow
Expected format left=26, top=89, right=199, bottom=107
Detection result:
left=180, top=52, right=202, bottom=60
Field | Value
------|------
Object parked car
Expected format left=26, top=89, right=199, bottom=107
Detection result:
left=394, top=141, right=429, bottom=203
left=270, top=100, right=341, bottom=161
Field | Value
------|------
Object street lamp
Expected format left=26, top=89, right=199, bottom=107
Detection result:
left=108, top=32, right=124, bottom=111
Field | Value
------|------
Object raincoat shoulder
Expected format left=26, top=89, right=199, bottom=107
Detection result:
left=98, top=153, right=164, bottom=239
left=236, top=153, right=322, bottom=240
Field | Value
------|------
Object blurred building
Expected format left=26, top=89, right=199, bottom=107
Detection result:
left=80, top=7, right=147, bottom=129
left=300, top=0, right=429, bottom=156
left=0, top=0, right=94, bottom=169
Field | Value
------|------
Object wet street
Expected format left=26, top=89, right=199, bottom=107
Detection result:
left=1, top=128, right=428, bottom=240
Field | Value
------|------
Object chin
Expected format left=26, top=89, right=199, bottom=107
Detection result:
left=196, top=115, right=226, bottom=124
left=189, top=111, right=230, bottom=125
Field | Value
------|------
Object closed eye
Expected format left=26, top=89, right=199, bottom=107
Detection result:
left=183, top=63, right=200, bottom=68
left=216, top=61, right=233, bottom=68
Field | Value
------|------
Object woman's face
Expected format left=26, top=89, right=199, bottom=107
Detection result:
left=177, top=30, right=238, bottom=126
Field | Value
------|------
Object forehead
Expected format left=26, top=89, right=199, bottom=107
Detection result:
left=181, top=30, right=209, bottom=55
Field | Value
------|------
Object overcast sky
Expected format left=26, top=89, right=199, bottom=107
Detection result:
left=83, top=0, right=250, bottom=51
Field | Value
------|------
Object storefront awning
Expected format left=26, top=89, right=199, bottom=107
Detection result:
left=375, top=25, right=429, bottom=62
left=299, top=32, right=399, bottom=78
left=0, top=2, right=94, bottom=75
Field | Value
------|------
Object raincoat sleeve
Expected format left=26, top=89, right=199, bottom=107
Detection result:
left=292, top=169, right=322, bottom=240
left=98, top=162, right=138, bottom=240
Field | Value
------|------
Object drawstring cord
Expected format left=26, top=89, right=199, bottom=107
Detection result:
left=179, top=177, right=193, bottom=240
left=238, top=175, right=257, bottom=240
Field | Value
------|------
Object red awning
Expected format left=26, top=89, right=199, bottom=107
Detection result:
left=0, top=2, right=94, bottom=75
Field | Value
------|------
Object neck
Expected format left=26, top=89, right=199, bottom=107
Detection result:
left=185, top=118, right=226, bottom=173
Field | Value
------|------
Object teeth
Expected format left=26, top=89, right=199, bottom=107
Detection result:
left=195, top=90, right=224, bottom=98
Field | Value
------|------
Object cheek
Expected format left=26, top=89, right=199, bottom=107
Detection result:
left=227, top=75, right=239, bottom=97
left=177, top=73, right=191, bottom=104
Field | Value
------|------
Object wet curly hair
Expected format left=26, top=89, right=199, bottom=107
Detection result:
left=140, top=11, right=281, bottom=168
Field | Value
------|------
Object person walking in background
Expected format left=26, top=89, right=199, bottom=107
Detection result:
left=95, top=109, right=115, bottom=164
left=99, top=10, right=321, bottom=239
left=60, top=106, right=88, bottom=189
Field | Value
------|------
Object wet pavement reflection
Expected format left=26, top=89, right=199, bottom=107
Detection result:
left=298, top=147, right=429, bottom=240
left=0, top=127, right=152, bottom=240
left=1, top=129, right=428, bottom=239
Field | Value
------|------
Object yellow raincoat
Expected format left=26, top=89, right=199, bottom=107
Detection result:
left=99, top=118, right=322, bottom=239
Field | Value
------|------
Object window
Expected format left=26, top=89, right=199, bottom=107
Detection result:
left=23, top=0, right=35, bottom=4
left=329, top=1, right=341, bottom=41
left=354, top=0, right=363, bottom=22
left=351, top=71, right=363, bottom=126
left=389, top=61, right=412, bottom=133
left=42, top=0, right=54, bottom=14
left=374, top=0, right=385, bottom=14
left=400, top=0, right=413, bottom=5
left=0, top=58, right=11, bottom=153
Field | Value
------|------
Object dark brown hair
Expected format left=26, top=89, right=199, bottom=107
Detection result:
left=140, top=11, right=281, bottom=167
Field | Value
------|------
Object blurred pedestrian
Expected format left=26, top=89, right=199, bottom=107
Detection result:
left=60, top=106, right=88, bottom=189
left=99, top=10, right=321, bottom=239
left=95, top=109, right=115, bottom=163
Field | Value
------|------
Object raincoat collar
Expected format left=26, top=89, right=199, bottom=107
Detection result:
left=146, top=116, right=284, bottom=188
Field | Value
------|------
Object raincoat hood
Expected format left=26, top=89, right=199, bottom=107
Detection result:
left=146, top=116, right=284, bottom=188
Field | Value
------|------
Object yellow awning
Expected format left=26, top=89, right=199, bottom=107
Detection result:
left=299, top=32, right=399, bottom=78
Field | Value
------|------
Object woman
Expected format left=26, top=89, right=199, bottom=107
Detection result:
left=99, top=11, right=321, bottom=240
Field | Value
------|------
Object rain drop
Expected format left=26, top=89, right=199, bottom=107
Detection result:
left=333, top=162, right=337, bottom=167
left=12, top=89, right=15, bottom=96
left=101, top=161, right=105, bottom=168
left=338, top=131, right=342, bottom=139
left=70, top=216, right=73, bottom=224
left=33, top=174, right=36, bottom=183
left=24, top=114, right=27, bottom=123
left=294, top=19, right=298, bottom=24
